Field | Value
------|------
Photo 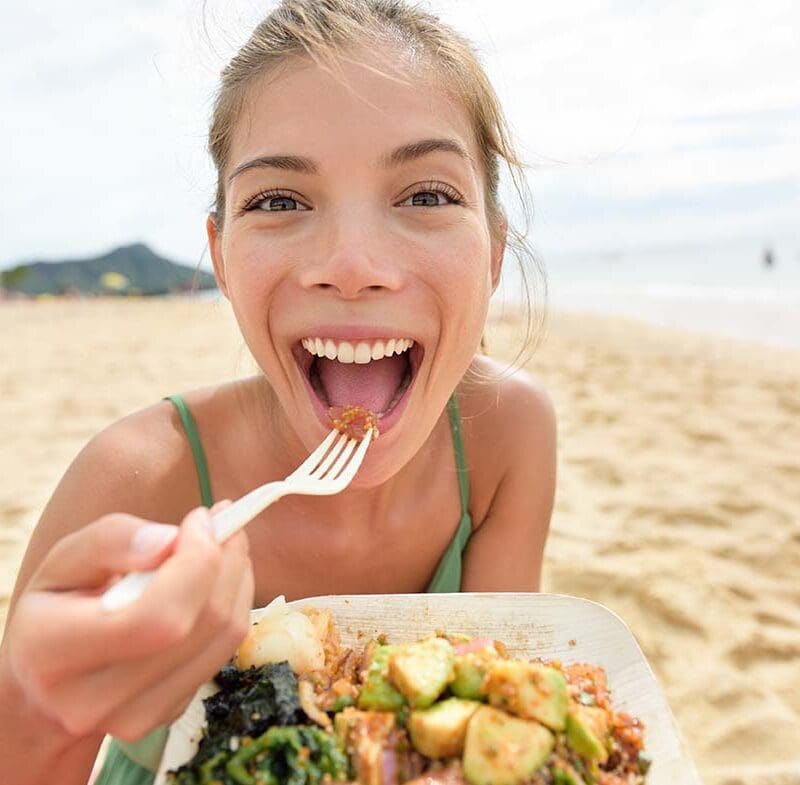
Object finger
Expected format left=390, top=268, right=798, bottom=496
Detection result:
left=105, top=562, right=255, bottom=741
left=65, top=529, right=250, bottom=696
left=209, top=499, right=231, bottom=515
left=22, top=508, right=225, bottom=678
left=45, top=546, right=254, bottom=740
left=32, top=514, right=179, bottom=591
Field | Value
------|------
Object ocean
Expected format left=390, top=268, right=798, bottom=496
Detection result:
left=498, top=243, right=800, bottom=351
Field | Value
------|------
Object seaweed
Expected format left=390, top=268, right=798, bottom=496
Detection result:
left=205, top=662, right=305, bottom=735
left=169, top=661, right=310, bottom=784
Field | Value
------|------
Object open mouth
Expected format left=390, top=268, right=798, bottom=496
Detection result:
left=292, top=336, right=424, bottom=431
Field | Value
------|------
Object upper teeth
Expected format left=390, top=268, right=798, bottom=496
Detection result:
left=301, top=337, right=414, bottom=364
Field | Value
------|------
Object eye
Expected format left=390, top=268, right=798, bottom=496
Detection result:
left=398, top=182, right=464, bottom=208
left=243, top=189, right=310, bottom=213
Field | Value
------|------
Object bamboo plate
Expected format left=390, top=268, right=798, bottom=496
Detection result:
left=155, top=593, right=701, bottom=785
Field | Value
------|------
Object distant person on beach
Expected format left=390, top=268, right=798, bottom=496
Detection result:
left=763, top=248, right=774, bottom=268
left=0, top=3, right=556, bottom=784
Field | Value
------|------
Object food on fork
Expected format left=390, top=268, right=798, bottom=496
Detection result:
left=167, top=598, right=651, bottom=785
left=329, top=405, right=380, bottom=441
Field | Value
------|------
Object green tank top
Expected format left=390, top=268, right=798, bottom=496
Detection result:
left=93, top=393, right=472, bottom=785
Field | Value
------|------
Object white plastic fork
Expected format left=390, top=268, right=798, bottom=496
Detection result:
left=100, top=427, right=373, bottom=611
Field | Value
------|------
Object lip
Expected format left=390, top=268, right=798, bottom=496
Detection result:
left=290, top=329, right=425, bottom=436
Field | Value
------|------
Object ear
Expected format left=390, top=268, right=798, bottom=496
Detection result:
left=490, top=215, right=508, bottom=293
left=206, top=214, right=229, bottom=299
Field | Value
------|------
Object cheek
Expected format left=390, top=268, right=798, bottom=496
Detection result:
left=221, top=234, right=283, bottom=347
left=424, top=226, right=493, bottom=329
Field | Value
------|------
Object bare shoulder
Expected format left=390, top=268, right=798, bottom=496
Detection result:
left=8, top=395, right=206, bottom=609
left=62, top=398, right=201, bottom=522
left=457, top=355, right=557, bottom=591
left=459, top=355, right=556, bottom=470
left=457, top=355, right=557, bottom=524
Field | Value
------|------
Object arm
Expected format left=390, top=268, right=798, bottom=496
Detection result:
left=461, top=373, right=557, bottom=592
left=0, top=410, right=253, bottom=785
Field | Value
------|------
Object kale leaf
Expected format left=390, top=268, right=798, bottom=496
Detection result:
left=171, top=725, right=348, bottom=785
left=169, top=661, right=310, bottom=784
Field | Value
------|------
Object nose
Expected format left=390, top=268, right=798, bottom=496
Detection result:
left=298, top=212, right=404, bottom=299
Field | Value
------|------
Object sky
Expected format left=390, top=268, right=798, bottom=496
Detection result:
left=1, top=0, right=798, bottom=271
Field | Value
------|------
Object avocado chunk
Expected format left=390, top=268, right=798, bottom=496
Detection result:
left=565, top=705, right=610, bottom=764
left=388, top=637, right=455, bottom=709
left=451, top=644, right=499, bottom=700
left=484, top=660, right=568, bottom=731
left=552, top=763, right=587, bottom=785
left=462, top=705, right=554, bottom=785
left=408, top=698, right=481, bottom=758
left=358, top=644, right=406, bottom=711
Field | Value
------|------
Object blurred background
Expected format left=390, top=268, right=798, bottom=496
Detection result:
left=1, top=2, right=799, bottom=784
left=2, top=0, right=799, bottom=343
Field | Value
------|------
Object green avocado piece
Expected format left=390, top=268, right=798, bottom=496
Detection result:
left=462, top=705, right=554, bottom=785
left=358, top=644, right=406, bottom=711
left=484, top=660, right=568, bottom=731
left=552, top=763, right=587, bottom=785
left=388, top=637, right=455, bottom=709
left=408, top=698, right=481, bottom=758
left=451, top=646, right=499, bottom=700
left=565, top=705, right=610, bottom=764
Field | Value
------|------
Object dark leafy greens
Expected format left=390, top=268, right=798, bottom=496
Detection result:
left=206, top=662, right=305, bottom=735
left=169, top=662, right=348, bottom=785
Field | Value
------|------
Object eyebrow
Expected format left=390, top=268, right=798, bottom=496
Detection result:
left=228, top=137, right=472, bottom=184
left=379, top=137, right=473, bottom=168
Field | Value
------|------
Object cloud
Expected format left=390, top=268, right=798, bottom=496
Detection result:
left=1, top=0, right=798, bottom=268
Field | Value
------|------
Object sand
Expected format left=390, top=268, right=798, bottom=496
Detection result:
left=1, top=298, right=799, bottom=784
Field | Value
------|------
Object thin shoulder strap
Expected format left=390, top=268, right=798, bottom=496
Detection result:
left=446, top=394, right=471, bottom=524
left=164, top=394, right=214, bottom=508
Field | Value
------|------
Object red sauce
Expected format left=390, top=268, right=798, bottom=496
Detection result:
left=328, top=405, right=379, bottom=441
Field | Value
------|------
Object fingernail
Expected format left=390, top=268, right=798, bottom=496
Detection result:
left=186, top=506, right=214, bottom=536
left=131, top=524, right=178, bottom=554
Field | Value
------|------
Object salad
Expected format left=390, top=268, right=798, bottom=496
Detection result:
left=168, top=598, right=649, bottom=785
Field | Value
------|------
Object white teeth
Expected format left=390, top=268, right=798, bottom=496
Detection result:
left=337, top=341, right=354, bottom=363
left=354, top=342, right=372, bottom=364
left=301, top=336, right=415, bottom=363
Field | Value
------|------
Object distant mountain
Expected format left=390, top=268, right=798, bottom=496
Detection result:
left=0, top=243, right=217, bottom=297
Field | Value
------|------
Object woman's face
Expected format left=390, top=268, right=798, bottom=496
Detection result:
left=209, top=51, right=504, bottom=486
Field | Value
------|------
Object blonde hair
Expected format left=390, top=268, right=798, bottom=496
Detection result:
left=206, top=0, right=545, bottom=364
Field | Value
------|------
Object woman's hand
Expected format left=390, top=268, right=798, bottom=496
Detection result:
left=0, top=505, right=254, bottom=743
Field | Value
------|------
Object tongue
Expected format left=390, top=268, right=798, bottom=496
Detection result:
left=317, top=354, right=407, bottom=413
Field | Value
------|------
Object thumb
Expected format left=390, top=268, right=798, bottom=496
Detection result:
left=32, top=514, right=179, bottom=592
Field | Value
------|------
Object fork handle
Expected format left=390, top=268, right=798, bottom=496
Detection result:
left=100, top=481, right=287, bottom=611
left=210, top=481, right=286, bottom=541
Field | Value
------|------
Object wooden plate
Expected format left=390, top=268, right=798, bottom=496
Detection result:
left=155, top=593, right=700, bottom=785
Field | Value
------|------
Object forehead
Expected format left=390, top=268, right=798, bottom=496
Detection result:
left=228, top=50, right=480, bottom=176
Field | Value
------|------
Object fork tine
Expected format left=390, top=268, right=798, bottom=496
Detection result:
left=288, top=429, right=339, bottom=479
left=309, top=432, right=350, bottom=477
left=327, top=428, right=373, bottom=487
left=322, top=437, right=358, bottom=480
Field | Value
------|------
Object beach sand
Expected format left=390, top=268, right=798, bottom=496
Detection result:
left=1, top=298, right=799, bottom=784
